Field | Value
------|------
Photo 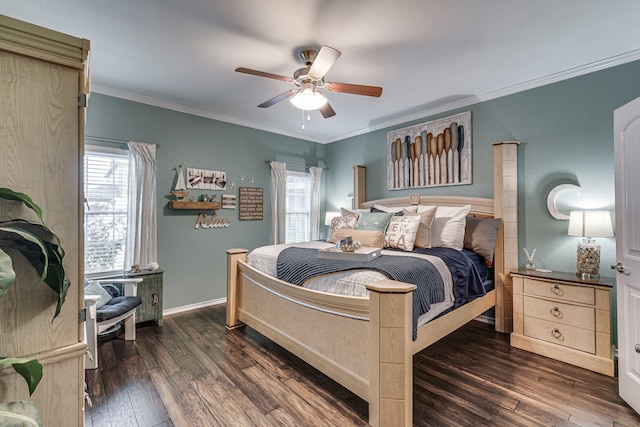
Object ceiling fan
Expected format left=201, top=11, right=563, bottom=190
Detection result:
left=235, top=45, right=383, bottom=119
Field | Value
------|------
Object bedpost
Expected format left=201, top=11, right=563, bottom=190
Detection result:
left=226, top=248, right=248, bottom=330
left=493, top=141, right=519, bottom=333
left=353, top=165, right=366, bottom=209
left=367, top=280, right=416, bottom=427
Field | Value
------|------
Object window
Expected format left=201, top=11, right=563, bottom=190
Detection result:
left=84, top=145, right=129, bottom=276
left=285, top=171, right=312, bottom=243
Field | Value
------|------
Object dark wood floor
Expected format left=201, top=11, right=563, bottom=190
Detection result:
left=85, top=304, right=640, bottom=426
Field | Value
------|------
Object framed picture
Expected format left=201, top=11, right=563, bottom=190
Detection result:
left=387, top=111, right=471, bottom=190
left=222, top=194, right=236, bottom=209
left=187, top=168, right=226, bottom=190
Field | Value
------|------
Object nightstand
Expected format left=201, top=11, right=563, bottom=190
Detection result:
left=511, top=269, right=614, bottom=376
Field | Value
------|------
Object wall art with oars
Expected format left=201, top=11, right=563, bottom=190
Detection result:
left=387, top=111, right=471, bottom=190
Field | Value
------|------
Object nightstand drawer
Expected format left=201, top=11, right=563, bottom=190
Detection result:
left=523, top=317, right=595, bottom=354
left=523, top=296, right=595, bottom=329
left=523, top=279, right=595, bottom=305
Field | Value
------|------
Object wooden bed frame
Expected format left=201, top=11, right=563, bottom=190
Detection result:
left=226, top=141, right=519, bottom=426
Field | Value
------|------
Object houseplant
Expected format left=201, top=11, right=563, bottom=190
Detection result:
left=0, top=187, right=70, bottom=426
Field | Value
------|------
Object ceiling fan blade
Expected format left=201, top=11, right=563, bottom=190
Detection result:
left=235, top=67, right=293, bottom=83
left=319, top=102, right=336, bottom=118
left=257, top=89, right=298, bottom=108
left=325, top=82, right=383, bottom=97
left=308, top=46, right=341, bottom=79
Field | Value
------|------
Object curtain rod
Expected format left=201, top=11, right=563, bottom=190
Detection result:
left=85, top=135, right=160, bottom=148
left=265, top=160, right=328, bottom=171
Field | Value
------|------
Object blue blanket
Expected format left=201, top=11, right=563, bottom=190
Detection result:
left=277, top=247, right=485, bottom=339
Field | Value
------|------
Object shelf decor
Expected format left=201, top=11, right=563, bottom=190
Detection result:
left=171, top=166, right=189, bottom=200
left=187, top=167, right=227, bottom=190
left=387, top=111, right=472, bottom=190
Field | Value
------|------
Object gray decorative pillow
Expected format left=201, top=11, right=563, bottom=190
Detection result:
left=326, top=214, right=358, bottom=243
left=463, top=216, right=502, bottom=262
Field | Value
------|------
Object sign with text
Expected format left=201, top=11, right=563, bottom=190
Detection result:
left=239, top=187, right=263, bottom=221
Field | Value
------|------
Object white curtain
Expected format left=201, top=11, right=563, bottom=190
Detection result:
left=270, top=161, right=287, bottom=244
left=125, top=141, right=157, bottom=270
left=309, top=166, right=323, bottom=240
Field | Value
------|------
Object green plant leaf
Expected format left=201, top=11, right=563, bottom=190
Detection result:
left=0, top=248, right=17, bottom=298
left=0, top=189, right=64, bottom=259
left=0, top=358, right=42, bottom=396
left=0, top=189, right=43, bottom=222
left=0, top=226, right=49, bottom=285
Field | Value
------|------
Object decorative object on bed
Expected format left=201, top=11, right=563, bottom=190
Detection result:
left=186, top=167, right=227, bottom=190
left=384, top=215, right=421, bottom=251
left=355, top=211, right=393, bottom=233
left=464, top=216, right=503, bottom=265
left=226, top=141, right=519, bottom=427
left=387, top=111, right=472, bottom=190
left=318, top=246, right=381, bottom=261
left=238, top=187, right=264, bottom=221
left=335, top=234, right=361, bottom=252
left=402, top=206, right=437, bottom=248
left=330, top=229, right=385, bottom=249
left=326, top=214, right=358, bottom=243
left=428, top=204, right=471, bottom=250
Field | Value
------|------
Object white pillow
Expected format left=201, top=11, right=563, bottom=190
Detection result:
left=84, top=280, right=113, bottom=309
left=372, top=204, right=418, bottom=214
left=431, top=204, right=471, bottom=250
left=384, top=215, right=421, bottom=251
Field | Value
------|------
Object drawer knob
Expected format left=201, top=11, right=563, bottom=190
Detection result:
left=551, top=328, right=563, bottom=340
left=636, top=344, right=640, bottom=353
left=551, top=307, right=562, bottom=318
left=551, top=284, right=564, bottom=296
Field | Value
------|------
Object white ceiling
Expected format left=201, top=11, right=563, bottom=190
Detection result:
left=3, top=1, right=640, bottom=143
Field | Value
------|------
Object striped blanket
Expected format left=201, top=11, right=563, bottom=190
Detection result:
left=277, top=247, right=446, bottom=339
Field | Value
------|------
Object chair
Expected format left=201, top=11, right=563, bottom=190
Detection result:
left=84, top=278, right=143, bottom=369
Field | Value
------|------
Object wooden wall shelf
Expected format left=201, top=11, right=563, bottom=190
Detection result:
left=170, top=201, right=220, bottom=210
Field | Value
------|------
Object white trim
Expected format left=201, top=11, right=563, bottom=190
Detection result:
left=163, top=297, right=226, bottom=317
left=93, top=49, right=640, bottom=144
left=474, top=314, right=495, bottom=325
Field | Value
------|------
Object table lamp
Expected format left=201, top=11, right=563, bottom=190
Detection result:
left=567, top=210, right=614, bottom=279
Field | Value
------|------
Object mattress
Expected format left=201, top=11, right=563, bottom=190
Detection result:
left=247, top=241, right=456, bottom=327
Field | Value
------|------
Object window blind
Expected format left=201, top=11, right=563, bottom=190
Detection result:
left=84, top=147, right=129, bottom=275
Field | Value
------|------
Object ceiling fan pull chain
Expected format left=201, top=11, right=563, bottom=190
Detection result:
left=301, top=109, right=305, bottom=130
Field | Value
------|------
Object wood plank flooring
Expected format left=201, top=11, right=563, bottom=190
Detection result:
left=85, top=304, right=640, bottom=426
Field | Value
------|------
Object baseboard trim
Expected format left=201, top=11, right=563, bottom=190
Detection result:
left=475, top=315, right=495, bottom=325
left=163, top=297, right=226, bottom=317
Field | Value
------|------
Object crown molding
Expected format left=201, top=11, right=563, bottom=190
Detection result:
left=92, top=49, right=640, bottom=145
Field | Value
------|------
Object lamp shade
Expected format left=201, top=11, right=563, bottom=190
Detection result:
left=324, top=211, right=340, bottom=225
left=290, top=88, right=328, bottom=111
left=567, top=210, right=614, bottom=238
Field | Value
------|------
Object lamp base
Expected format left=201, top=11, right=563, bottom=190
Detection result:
left=576, top=239, right=601, bottom=278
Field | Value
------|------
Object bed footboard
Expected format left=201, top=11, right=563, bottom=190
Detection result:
left=226, top=249, right=415, bottom=427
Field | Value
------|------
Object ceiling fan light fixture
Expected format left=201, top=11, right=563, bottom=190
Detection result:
left=290, top=88, right=327, bottom=111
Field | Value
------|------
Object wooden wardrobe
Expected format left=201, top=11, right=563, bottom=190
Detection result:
left=0, top=15, right=90, bottom=426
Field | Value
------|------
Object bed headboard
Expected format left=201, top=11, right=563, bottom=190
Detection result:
left=353, top=141, right=519, bottom=333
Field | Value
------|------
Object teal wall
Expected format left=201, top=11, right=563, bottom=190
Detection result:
left=326, top=60, right=640, bottom=278
left=85, top=94, right=327, bottom=309
left=87, top=59, right=640, bottom=345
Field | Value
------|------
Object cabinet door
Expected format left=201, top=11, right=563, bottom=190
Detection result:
left=136, top=273, right=163, bottom=324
